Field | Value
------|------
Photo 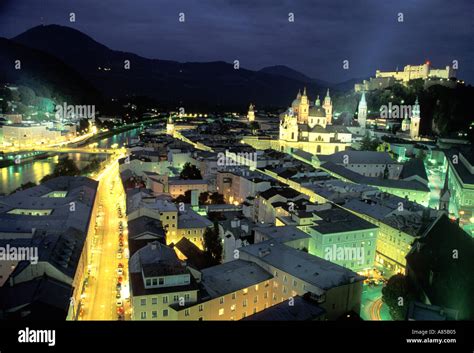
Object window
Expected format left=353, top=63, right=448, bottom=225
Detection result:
left=218, top=308, right=224, bottom=316
left=159, top=278, right=164, bottom=285
left=243, top=288, right=248, bottom=295
left=152, top=311, right=157, bottom=319
left=283, top=275, right=287, bottom=283
left=264, top=292, right=268, bottom=299
left=163, top=309, right=169, bottom=317
left=219, top=297, right=224, bottom=304
left=243, top=299, right=248, bottom=307
left=184, top=294, right=190, bottom=301
left=140, top=312, right=146, bottom=320
left=231, top=304, right=236, bottom=312
left=254, top=284, right=259, bottom=291
left=145, top=279, right=151, bottom=286
left=274, top=270, right=278, bottom=278
left=232, top=293, right=236, bottom=300
left=254, top=296, right=258, bottom=304
left=185, top=309, right=190, bottom=317
left=273, top=282, right=278, bottom=289
left=151, top=298, right=157, bottom=305
left=152, top=278, right=158, bottom=286
left=293, top=280, right=297, bottom=287
left=173, top=295, right=179, bottom=302
left=140, top=298, right=146, bottom=306
left=163, top=296, right=168, bottom=304
left=253, top=308, right=257, bottom=314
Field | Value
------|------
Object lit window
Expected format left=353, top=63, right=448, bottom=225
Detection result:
left=219, top=308, right=224, bottom=316
left=231, top=304, right=236, bottom=312
left=243, top=288, right=248, bottom=295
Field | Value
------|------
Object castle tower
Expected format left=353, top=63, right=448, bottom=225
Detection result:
left=323, top=88, right=333, bottom=125
left=298, top=87, right=309, bottom=124
left=410, top=97, right=421, bottom=140
left=247, top=103, right=255, bottom=122
left=358, top=91, right=367, bottom=131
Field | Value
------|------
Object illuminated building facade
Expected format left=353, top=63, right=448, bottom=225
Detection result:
left=445, top=150, right=474, bottom=234
left=279, top=89, right=351, bottom=155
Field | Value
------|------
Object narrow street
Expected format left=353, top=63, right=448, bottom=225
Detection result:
left=80, top=156, right=131, bottom=320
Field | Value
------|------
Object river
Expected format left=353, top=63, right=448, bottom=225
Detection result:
left=0, top=127, right=141, bottom=195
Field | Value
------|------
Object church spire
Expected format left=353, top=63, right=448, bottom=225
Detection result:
left=296, top=89, right=301, bottom=99
left=303, top=87, right=307, bottom=96
left=315, top=95, right=321, bottom=106
left=360, top=91, right=367, bottom=105
left=326, top=88, right=330, bottom=98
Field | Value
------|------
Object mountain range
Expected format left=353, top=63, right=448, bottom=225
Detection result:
left=2, top=25, right=363, bottom=109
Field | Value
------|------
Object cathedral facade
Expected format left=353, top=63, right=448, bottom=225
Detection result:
left=279, top=88, right=352, bottom=154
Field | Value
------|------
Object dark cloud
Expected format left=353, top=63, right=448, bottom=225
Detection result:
left=0, top=0, right=472, bottom=83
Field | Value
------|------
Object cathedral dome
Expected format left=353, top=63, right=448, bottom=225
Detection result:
left=309, top=106, right=326, bottom=117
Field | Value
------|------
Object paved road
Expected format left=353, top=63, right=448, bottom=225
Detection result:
left=361, top=284, right=391, bottom=321
left=81, top=158, right=130, bottom=320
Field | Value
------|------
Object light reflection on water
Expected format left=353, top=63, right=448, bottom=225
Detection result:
left=0, top=128, right=140, bottom=195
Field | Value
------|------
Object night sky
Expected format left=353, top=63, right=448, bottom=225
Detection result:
left=0, top=0, right=473, bottom=83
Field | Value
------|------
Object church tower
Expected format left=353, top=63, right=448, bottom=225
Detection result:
left=166, top=115, right=175, bottom=135
left=280, top=110, right=299, bottom=142
left=247, top=103, right=255, bottom=122
left=315, top=95, right=321, bottom=107
left=298, top=87, right=309, bottom=124
left=401, top=111, right=410, bottom=132
left=323, top=88, right=333, bottom=125
left=439, top=174, right=450, bottom=212
left=410, top=97, right=421, bottom=140
left=358, top=91, right=367, bottom=131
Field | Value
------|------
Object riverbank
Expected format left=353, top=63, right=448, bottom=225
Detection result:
left=0, top=118, right=161, bottom=169
left=78, top=118, right=161, bottom=147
